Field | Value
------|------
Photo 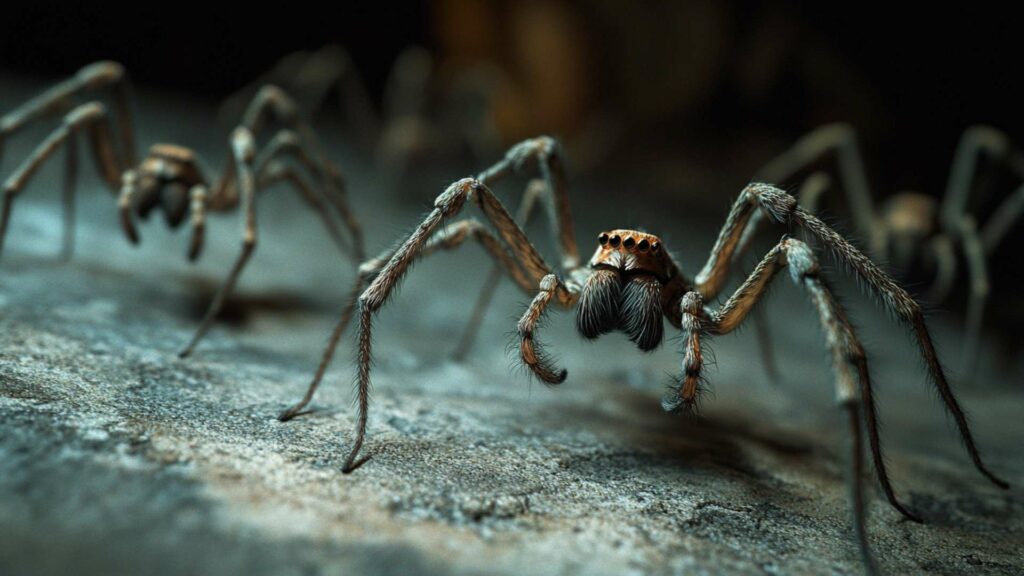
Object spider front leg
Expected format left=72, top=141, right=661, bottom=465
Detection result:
left=339, top=176, right=564, bottom=472
left=277, top=216, right=537, bottom=423
left=517, top=274, right=578, bottom=384
left=455, top=178, right=548, bottom=360
left=178, top=128, right=257, bottom=358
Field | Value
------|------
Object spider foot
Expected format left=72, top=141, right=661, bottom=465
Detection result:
left=341, top=454, right=372, bottom=474
left=661, top=379, right=705, bottom=416
left=277, top=404, right=308, bottom=422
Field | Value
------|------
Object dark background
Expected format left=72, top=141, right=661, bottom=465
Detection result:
left=1, top=3, right=1019, bottom=197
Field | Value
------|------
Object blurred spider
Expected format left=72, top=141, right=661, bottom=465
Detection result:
left=749, top=123, right=1024, bottom=374
left=219, top=44, right=500, bottom=183
left=278, top=136, right=1008, bottom=573
left=0, top=62, right=363, bottom=357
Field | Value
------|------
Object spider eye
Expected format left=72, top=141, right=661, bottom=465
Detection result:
left=623, top=237, right=636, bottom=249
left=637, top=239, right=650, bottom=252
left=651, top=242, right=660, bottom=253
left=598, top=233, right=609, bottom=245
left=610, top=235, right=621, bottom=247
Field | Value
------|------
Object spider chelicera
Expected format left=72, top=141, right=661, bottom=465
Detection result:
left=278, top=136, right=1004, bottom=572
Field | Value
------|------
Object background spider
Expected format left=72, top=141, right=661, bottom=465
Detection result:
left=275, top=136, right=1008, bottom=573
left=219, top=44, right=501, bottom=188
left=0, top=61, right=364, bottom=357
left=745, top=123, right=1024, bottom=375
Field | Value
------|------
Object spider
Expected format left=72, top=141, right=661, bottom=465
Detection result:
left=277, top=136, right=1009, bottom=572
left=0, top=62, right=364, bottom=357
left=748, top=123, right=1024, bottom=375
left=219, top=44, right=500, bottom=183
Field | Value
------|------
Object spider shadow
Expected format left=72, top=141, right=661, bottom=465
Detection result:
left=181, top=278, right=334, bottom=326
left=535, top=379, right=820, bottom=486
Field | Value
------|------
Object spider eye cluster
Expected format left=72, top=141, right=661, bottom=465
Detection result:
left=597, top=232, right=659, bottom=253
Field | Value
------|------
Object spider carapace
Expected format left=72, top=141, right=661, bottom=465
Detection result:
left=121, top=144, right=211, bottom=254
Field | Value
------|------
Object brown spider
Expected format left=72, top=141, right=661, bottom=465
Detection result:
left=750, top=123, right=1024, bottom=375
left=278, top=136, right=1009, bottom=572
left=0, top=62, right=364, bottom=356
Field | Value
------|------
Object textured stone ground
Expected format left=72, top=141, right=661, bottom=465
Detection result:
left=1, top=75, right=1022, bottom=576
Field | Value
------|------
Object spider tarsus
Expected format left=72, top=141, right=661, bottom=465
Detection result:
left=660, top=387, right=700, bottom=416
left=341, top=454, right=372, bottom=474
left=277, top=406, right=303, bottom=422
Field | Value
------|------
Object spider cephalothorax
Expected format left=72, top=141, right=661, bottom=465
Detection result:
left=129, top=144, right=208, bottom=231
left=277, top=136, right=1009, bottom=573
left=577, top=229, right=677, bottom=351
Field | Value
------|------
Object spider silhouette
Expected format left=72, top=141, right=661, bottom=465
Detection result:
left=278, top=136, right=1008, bottom=573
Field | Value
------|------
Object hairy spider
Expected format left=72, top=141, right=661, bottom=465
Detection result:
left=278, top=136, right=1008, bottom=572
left=749, top=123, right=1024, bottom=374
left=0, top=62, right=363, bottom=356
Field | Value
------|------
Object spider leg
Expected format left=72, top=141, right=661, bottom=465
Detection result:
left=178, top=128, right=257, bottom=358
left=941, top=125, right=1013, bottom=232
left=0, top=103, right=124, bottom=258
left=754, top=124, right=880, bottom=251
left=517, top=274, right=577, bottom=384
left=685, top=238, right=915, bottom=569
left=454, top=178, right=548, bottom=360
left=256, top=160, right=353, bottom=259
left=219, top=46, right=379, bottom=147
left=60, top=126, right=78, bottom=260
left=979, top=180, right=1024, bottom=254
left=279, top=216, right=537, bottom=423
left=698, top=239, right=921, bottom=523
left=957, top=216, right=990, bottom=377
left=738, top=182, right=1009, bottom=489
left=240, top=87, right=365, bottom=261
left=479, top=137, right=582, bottom=271
left=186, top=185, right=208, bottom=262
left=925, top=235, right=957, bottom=304
left=744, top=172, right=834, bottom=383
left=453, top=134, right=587, bottom=355
left=1, top=61, right=135, bottom=167
left=339, top=174, right=572, bottom=472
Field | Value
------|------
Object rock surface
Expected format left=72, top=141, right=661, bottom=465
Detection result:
left=1, top=76, right=1022, bottom=576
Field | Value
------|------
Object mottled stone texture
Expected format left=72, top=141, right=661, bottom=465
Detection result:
left=1, top=78, right=1021, bottom=576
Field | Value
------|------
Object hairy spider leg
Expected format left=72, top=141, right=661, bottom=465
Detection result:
left=454, top=178, right=548, bottom=360
left=0, top=103, right=124, bottom=258
left=177, top=87, right=366, bottom=358
left=278, top=137, right=582, bottom=429
left=702, top=183, right=1008, bottom=496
